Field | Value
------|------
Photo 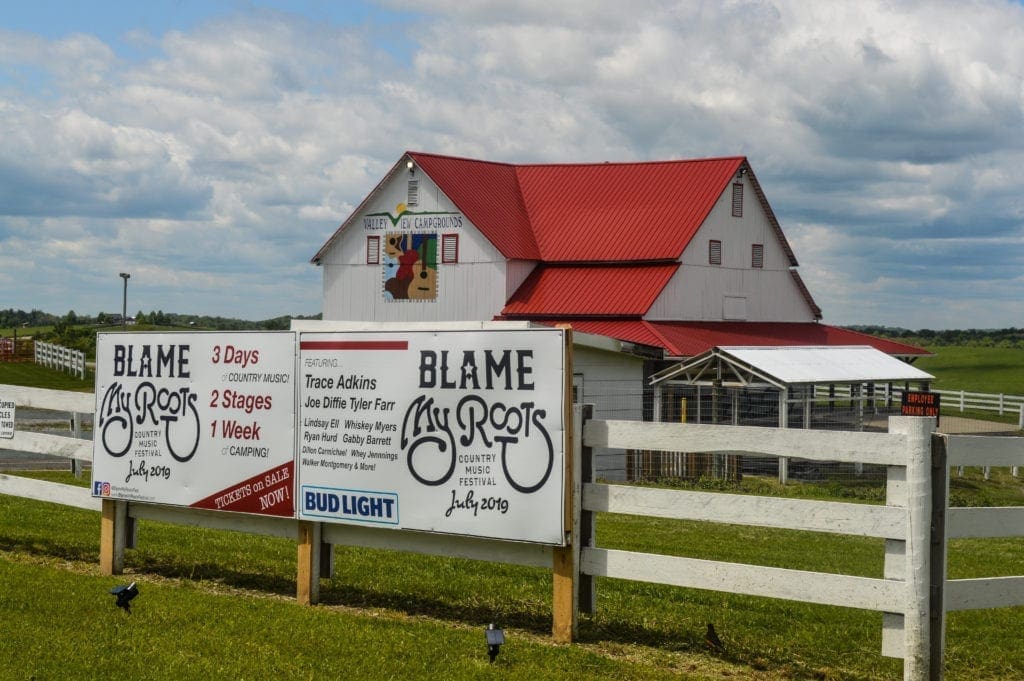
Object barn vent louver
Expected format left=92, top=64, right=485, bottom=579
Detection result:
left=442, top=233, right=459, bottom=263
left=709, top=240, right=722, bottom=265
left=732, top=183, right=743, bottom=217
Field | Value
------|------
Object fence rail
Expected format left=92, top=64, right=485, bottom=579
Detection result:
left=816, top=383, right=1024, bottom=426
left=579, top=415, right=946, bottom=679
left=34, top=341, right=87, bottom=379
left=0, top=385, right=93, bottom=473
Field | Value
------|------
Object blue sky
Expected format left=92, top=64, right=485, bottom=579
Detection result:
left=2, top=0, right=1023, bottom=329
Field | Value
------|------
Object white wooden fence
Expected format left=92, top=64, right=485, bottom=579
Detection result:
left=816, top=383, right=1024, bottom=427
left=1, top=386, right=1022, bottom=681
left=33, top=341, right=87, bottom=380
left=579, top=415, right=939, bottom=679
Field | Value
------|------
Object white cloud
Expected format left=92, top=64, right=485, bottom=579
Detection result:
left=1, top=0, right=1022, bottom=326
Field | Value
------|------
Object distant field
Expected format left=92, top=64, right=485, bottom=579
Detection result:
left=2, top=342, right=1021, bottom=398
left=916, top=346, right=1024, bottom=395
left=0, top=361, right=93, bottom=391
left=0, top=325, right=53, bottom=337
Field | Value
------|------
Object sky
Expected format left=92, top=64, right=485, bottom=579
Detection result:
left=1, top=0, right=1023, bottom=329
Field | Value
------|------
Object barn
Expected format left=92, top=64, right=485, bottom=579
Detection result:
left=311, top=151, right=928, bottom=479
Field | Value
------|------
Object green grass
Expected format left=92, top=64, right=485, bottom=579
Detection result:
left=913, top=345, right=1024, bottom=427
left=917, top=345, right=1024, bottom=395
left=0, top=326, right=51, bottom=338
left=0, top=361, right=94, bottom=391
left=2, top=472, right=1023, bottom=680
left=1, top=558, right=693, bottom=681
left=1, top=344, right=1022, bottom=678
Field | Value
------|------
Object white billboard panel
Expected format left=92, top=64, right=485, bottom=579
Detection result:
left=297, top=328, right=566, bottom=544
left=91, top=332, right=296, bottom=516
left=0, top=398, right=14, bottom=439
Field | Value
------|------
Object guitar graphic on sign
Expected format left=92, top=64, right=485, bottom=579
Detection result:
left=408, top=241, right=437, bottom=300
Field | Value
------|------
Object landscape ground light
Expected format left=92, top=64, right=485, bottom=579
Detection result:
left=485, top=623, right=504, bottom=663
left=110, top=582, right=138, bottom=614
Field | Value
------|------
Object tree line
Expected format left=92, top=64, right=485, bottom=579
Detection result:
left=845, top=326, right=1024, bottom=348
left=2, top=308, right=321, bottom=357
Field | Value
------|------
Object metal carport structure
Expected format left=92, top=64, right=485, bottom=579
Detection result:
left=645, top=346, right=935, bottom=482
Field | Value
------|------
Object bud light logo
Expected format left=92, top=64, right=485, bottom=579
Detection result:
left=93, top=481, right=111, bottom=497
left=301, top=485, right=398, bottom=525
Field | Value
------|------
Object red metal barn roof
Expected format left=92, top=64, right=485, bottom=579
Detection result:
left=529, top=320, right=929, bottom=359
left=515, top=157, right=744, bottom=261
left=502, top=264, right=679, bottom=317
left=646, top=322, right=931, bottom=358
left=410, top=152, right=745, bottom=262
left=538, top=319, right=669, bottom=350
left=315, top=152, right=800, bottom=272
left=408, top=152, right=540, bottom=259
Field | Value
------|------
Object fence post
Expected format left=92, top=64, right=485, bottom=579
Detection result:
left=70, top=412, right=84, bottom=478
left=777, top=388, right=789, bottom=484
left=929, top=434, right=949, bottom=680
left=577, top=404, right=595, bottom=615
left=1014, top=410, right=1020, bottom=476
left=891, top=416, right=939, bottom=681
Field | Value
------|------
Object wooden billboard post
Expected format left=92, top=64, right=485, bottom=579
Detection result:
left=552, top=326, right=577, bottom=643
left=296, top=520, right=322, bottom=605
left=99, top=499, right=128, bottom=575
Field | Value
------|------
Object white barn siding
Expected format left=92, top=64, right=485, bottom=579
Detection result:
left=647, top=178, right=816, bottom=323
left=573, top=345, right=644, bottom=482
left=506, top=260, right=537, bottom=300
left=321, top=261, right=509, bottom=322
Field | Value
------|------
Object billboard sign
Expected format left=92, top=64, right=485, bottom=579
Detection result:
left=0, top=398, right=14, bottom=439
left=91, top=332, right=296, bottom=516
left=297, top=328, right=566, bottom=544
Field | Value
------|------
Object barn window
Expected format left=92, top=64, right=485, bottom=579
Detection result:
left=709, top=239, right=722, bottom=265
left=441, top=233, right=459, bottom=263
left=752, top=243, right=764, bottom=268
left=407, top=180, right=419, bottom=207
left=732, top=183, right=743, bottom=217
left=366, top=235, right=380, bottom=264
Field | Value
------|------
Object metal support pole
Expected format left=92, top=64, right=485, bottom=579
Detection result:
left=119, top=272, right=130, bottom=329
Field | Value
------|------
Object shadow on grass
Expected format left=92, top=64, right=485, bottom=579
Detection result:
left=577, top=615, right=707, bottom=651
left=0, top=534, right=99, bottom=563
left=0, top=532, right=299, bottom=599
left=317, top=579, right=554, bottom=634
left=315, top=578, right=743, bottom=668
left=124, top=555, right=299, bottom=596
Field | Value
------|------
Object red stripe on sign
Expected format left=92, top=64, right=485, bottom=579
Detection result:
left=190, top=461, right=294, bottom=517
left=300, top=340, right=408, bottom=351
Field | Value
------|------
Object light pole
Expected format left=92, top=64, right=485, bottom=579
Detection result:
left=119, top=273, right=130, bottom=330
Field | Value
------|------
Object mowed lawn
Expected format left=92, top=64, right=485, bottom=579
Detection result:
left=2, top=470, right=1023, bottom=680
left=1, top=347, right=1023, bottom=679
left=916, top=345, right=1024, bottom=395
